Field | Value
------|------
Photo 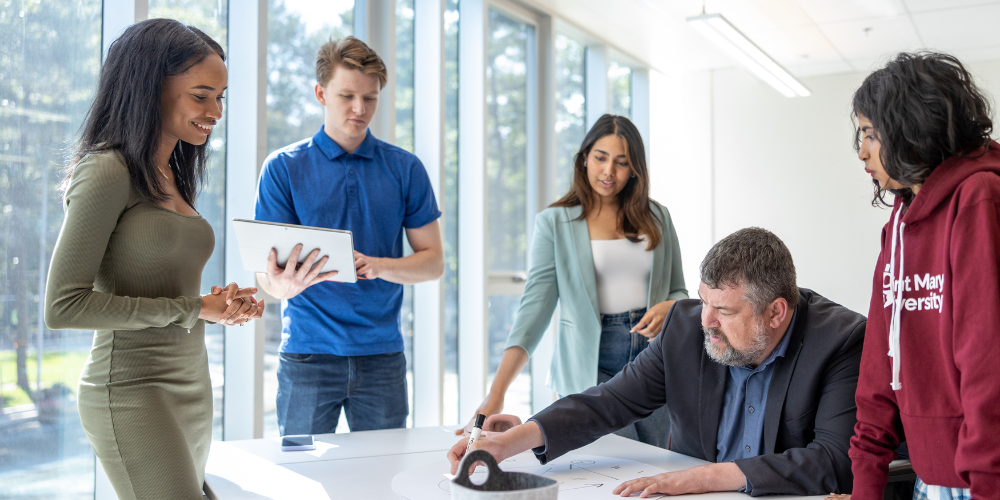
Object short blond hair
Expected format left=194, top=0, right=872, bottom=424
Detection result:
left=316, top=36, right=387, bottom=89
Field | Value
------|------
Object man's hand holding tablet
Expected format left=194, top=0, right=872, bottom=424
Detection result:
left=257, top=244, right=339, bottom=300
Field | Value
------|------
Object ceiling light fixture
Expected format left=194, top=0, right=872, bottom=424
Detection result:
left=687, top=12, right=811, bottom=97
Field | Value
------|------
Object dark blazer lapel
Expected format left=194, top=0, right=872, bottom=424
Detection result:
left=698, top=350, right=727, bottom=461
left=763, top=301, right=807, bottom=454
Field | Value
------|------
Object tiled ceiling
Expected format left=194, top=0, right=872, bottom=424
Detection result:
left=529, top=0, right=1000, bottom=77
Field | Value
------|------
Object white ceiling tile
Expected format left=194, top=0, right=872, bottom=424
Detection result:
left=796, top=0, right=908, bottom=24
left=947, top=45, right=1000, bottom=63
left=902, top=0, right=1000, bottom=13
left=847, top=56, right=900, bottom=73
left=817, top=14, right=923, bottom=60
left=910, top=4, right=1000, bottom=50
left=785, top=59, right=857, bottom=76
left=751, top=0, right=818, bottom=27
left=754, top=24, right=846, bottom=65
left=710, top=0, right=793, bottom=33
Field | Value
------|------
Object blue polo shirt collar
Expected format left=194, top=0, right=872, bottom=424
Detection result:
left=311, top=125, right=377, bottom=161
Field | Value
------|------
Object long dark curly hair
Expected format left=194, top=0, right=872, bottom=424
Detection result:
left=551, top=114, right=661, bottom=250
left=66, top=18, right=225, bottom=205
left=852, top=52, right=994, bottom=207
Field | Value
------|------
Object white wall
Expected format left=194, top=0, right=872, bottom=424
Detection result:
left=711, top=67, right=882, bottom=314
left=649, top=69, right=714, bottom=298
left=651, top=58, right=1000, bottom=315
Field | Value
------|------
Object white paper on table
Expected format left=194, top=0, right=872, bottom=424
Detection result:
left=391, top=452, right=673, bottom=499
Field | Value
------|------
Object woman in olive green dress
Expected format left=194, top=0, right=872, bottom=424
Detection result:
left=44, top=19, right=263, bottom=499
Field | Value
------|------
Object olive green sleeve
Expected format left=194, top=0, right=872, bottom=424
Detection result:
left=44, top=155, right=202, bottom=331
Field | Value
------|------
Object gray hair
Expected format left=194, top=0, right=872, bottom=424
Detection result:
left=700, top=227, right=798, bottom=314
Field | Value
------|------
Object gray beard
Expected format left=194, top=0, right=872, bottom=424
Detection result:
left=702, top=319, right=770, bottom=367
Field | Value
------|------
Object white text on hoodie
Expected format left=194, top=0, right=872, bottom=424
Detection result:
left=883, top=265, right=945, bottom=313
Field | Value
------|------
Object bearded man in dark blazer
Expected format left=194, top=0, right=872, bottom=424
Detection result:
left=448, top=227, right=865, bottom=497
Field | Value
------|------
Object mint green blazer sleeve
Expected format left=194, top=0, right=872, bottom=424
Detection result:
left=504, top=211, right=559, bottom=356
left=503, top=202, right=688, bottom=397
left=662, top=205, right=689, bottom=300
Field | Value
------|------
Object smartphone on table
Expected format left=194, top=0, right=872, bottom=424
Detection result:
left=280, top=435, right=316, bottom=451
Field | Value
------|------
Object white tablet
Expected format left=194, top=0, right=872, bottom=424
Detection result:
left=232, top=218, right=358, bottom=283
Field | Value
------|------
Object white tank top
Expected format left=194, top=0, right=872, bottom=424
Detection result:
left=591, top=238, right=653, bottom=314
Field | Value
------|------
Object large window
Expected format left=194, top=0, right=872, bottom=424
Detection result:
left=395, top=0, right=416, bottom=428
left=608, top=60, right=632, bottom=119
left=265, top=0, right=354, bottom=155
left=262, top=0, right=354, bottom=437
left=485, top=7, right=535, bottom=421
left=554, top=32, right=585, bottom=198
left=148, top=0, right=229, bottom=443
left=442, top=0, right=460, bottom=426
left=0, top=1, right=102, bottom=498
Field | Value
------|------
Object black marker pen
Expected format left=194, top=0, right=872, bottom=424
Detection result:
left=465, top=414, right=486, bottom=454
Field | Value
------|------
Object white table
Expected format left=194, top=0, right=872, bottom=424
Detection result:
left=204, top=426, right=824, bottom=499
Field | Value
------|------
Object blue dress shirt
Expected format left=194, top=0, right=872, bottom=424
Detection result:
left=716, top=312, right=797, bottom=493
left=255, top=127, right=441, bottom=356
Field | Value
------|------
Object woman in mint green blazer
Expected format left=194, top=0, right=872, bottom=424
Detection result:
left=460, top=115, right=687, bottom=448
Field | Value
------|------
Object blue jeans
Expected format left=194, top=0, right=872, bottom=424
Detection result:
left=276, top=352, right=408, bottom=435
left=597, top=307, right=672, bottom=449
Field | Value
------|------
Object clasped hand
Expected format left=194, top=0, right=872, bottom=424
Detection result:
left=199, top=282, right=264, bottom=326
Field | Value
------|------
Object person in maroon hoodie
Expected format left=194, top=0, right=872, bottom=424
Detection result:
left=849, top=51, right=1000, bottom=500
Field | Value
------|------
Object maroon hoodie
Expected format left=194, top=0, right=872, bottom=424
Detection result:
left=850, top=142, right=1000, bottom=498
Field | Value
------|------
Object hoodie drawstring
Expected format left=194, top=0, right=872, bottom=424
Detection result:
left=888, top=208, right=905, bottom=391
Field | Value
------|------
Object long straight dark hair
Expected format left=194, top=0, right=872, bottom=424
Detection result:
left=551, top=114, right=661, bottom=250
left=67, top=18, right=225, bottom=205
left=852, top=52, right=994, bottom=207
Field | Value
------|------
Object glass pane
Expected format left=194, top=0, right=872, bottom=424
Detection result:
left=396, top=0, right=415, bottom=153
left=554, top=33, right=585, bottom=198
left=486, top=9, right=532, bottom=273
left=486, top=295, right=530, bottom=420
left=263, top=0, right=353, bottom=438
left=148, top=0, right=229, bottom=443
left=486, top=9, right=534, bottom=417
left=0, top=1, right=101, bottom=498
left=442, top=0, right=460, bottom=426
left=395, top=0, right=416, bottom=428
left=608, top=61, right=632, bottom=119
left=266, top=0, right=354, bottom=155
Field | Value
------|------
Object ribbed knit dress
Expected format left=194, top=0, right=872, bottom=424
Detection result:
left=44, top=151, right=215, bottom=500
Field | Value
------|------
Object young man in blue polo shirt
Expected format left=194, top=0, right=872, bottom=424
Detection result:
left=254, top=37, right=444, bottom=435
